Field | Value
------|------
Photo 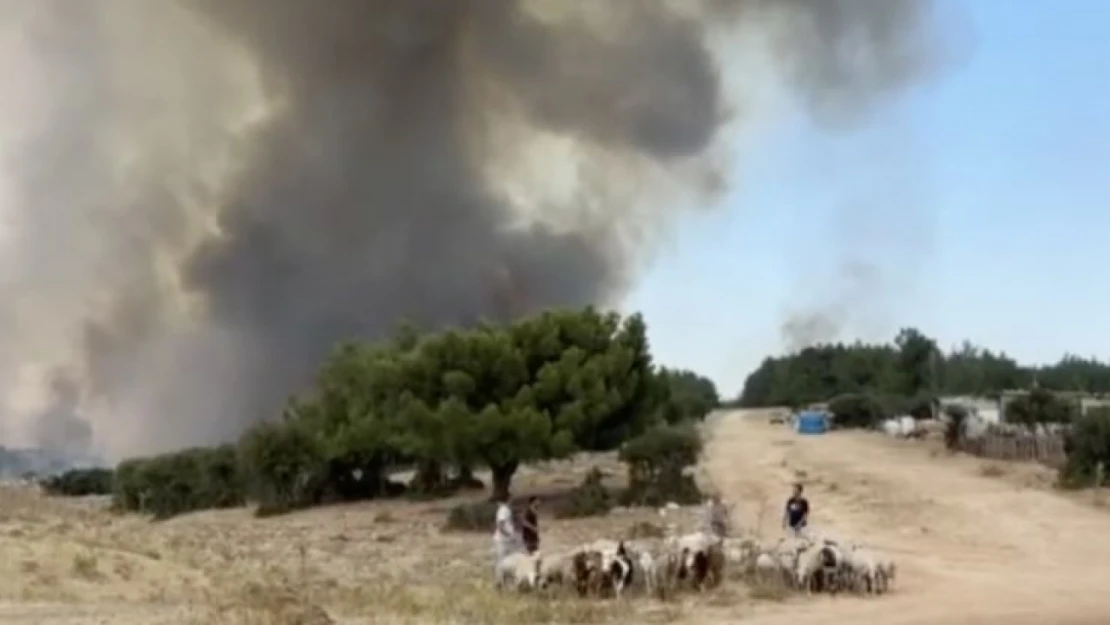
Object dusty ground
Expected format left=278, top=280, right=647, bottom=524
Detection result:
left=706, top=409, right=1110, bottom=625
left=1, top=409, right=1108, bottom=623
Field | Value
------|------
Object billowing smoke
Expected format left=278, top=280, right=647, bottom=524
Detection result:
left=0, top=0, right=941, bottom=460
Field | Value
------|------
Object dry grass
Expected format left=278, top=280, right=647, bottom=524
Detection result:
left=979, top=463, right=1007, bottom=478
left=0, top=451, right=770, bottom=624
left=746, top=580, right=790, bottom=603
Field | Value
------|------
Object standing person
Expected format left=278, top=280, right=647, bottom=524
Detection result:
left=782, top=483, right=809, bottom=537
left=701, top=493, right=731, bottom=538
left=492, top=493, right=517, bottom=577
left=520, top=496, right=541, bottom=554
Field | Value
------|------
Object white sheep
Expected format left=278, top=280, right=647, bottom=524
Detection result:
left=620, top=539, right=667, bottom=597
left=770, top=538, right=809, bottom=589
left=537, top=550, right=575, bottom=589
left=794, top=543, right=827, bottom=594
left=753, top=552, right=780, bottom=582
left=721, top=536, right=761, bottom=577
left=840, top=545, right=891, bottom=594
left=875, top=552, right=897, bottom=593
left=496, top=551, right=544, bottom=592
left=666, top=530, right=721, bottom=561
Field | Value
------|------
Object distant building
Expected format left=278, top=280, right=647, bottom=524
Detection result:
left=999, top=389, right=1110, bottom=419
left=939, top=395, right=1003, bottom=423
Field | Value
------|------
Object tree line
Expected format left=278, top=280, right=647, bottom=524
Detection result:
left=736, top=327, right=1110, bottom=408
left=733, top=327, right=1110, bottom=487
left=44, top=308, right=719, bottom=519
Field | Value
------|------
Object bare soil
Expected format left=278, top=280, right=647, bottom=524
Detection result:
left=705, top=409, right=1110, bottom=625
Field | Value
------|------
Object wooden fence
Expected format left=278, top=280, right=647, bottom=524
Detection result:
left=959, top=432, right=1067, bottom=468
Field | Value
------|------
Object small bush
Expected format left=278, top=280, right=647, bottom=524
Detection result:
left=943, top=404, right=969, bottom=450
left=444, top=500, right=499, bottom=532
left=552, top=468, right=613, bottom=519
left=619, top=424, right=704, bottom=507
left=41, top=468, right=114, bottom=497
left=238, top=420, right=326, bottom=516
left=1058, top=409, right=1110, bottom=489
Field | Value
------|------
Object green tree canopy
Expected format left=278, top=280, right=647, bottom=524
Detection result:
left=736, top=328, right=1110, bottom=408
left=657, top=367, right=720, bottom=423
left=246, top=307, right=671, bottom=502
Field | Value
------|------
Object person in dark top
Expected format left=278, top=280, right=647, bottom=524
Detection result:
left=520, top=496, right=540, bottom=553
left=783, top=483, right=809, bottom=537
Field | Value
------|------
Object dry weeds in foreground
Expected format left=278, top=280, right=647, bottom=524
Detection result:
left=0, top=453, right=762, bottom=624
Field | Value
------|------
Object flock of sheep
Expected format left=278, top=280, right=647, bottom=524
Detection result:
left=495, top=525, right=897, bottom=601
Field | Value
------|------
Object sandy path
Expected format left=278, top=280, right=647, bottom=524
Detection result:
left=0, top=603, right=194, bottom=624
left=701, top=409, right=1110, bottom=625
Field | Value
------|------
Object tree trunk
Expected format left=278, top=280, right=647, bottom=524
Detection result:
left=412, top=460, right=445, bottom=494
left=489, top=461, right=519, bottom=502
left=452, top=465, right=484, bottom=490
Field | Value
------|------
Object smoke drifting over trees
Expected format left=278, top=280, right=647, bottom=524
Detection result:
left=0, top=0, right=942, bottom=459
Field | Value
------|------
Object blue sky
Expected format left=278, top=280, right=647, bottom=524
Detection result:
left=625, top=2, right=1109, bottom=397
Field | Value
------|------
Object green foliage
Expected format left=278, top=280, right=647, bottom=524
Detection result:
left=1059, top=408, right=1110, bottom=489
left=443, top=500, right=499, bottom=533
left=237, top=419, right=328, bottom=516
left=1005, top=388, right=1078, bottom=426
left=112, top=308, right=702, bottom=519
left=894, top=328, right=939, bottom=397
left=41, top=468, right=114, bottom=497
left=827, top=393, right=886, bottom=429
left=552, top=467, right=614, bottom=519
left=736, top=330, right=1110, bottom=408
left=111, top=445, right=244, bottom=519
left=657, top=367, right=719, bottom=423
left=943, top=404, right=969, bottom=450
left=619, top=423, right=703, bottom=506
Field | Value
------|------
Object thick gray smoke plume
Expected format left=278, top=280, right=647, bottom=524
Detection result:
left=0, top=0, right=940, bottom=459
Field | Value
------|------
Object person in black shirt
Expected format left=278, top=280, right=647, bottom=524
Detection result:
left=783, top=483, right=809, bottom=537
left=520, top=496, right=540, bottom=554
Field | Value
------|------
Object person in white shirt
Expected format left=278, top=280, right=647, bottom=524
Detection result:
left=492, top=493, right=518, bottom=576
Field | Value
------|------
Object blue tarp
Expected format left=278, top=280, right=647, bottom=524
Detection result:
left=795, top=411, right=828, bottom=435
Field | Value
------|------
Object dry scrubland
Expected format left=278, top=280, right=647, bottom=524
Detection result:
left=3, top=410, right=1110, bottom=624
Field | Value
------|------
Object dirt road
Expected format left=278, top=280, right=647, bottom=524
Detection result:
left=702, top=409, right=1110, bottom=625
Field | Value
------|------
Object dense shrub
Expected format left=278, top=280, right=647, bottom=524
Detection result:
left=618, top=424, right=703, bottom=507
left=111, top=445, right=245, bottom=519
left=1006, top=388, right=1078, bottom=426
left=237, top=420, right=327, bottom=516
left=657, top=368, right=720, bottom=423
left=41, top=468, right=114, bottom=497
left=1058, top=409, right=1110, bottom=489
left=552, top=467, right=613, bottom=519
left=943, top=404, right=970, bottom=450
left=827, top=393, right=886, bottom=429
